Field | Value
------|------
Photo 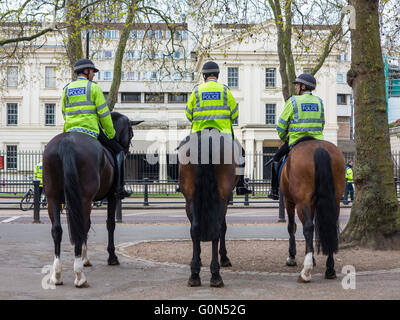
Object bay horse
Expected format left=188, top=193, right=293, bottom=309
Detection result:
left=178, top=128, right=240, bottom=287
left=280, top=137, right=345, bottom=282
left=43, top=112, right=138, bottom=288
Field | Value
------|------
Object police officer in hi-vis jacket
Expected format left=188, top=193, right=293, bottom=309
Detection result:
left=62, top=58, right=131, bottom=199
left=268, top=73, right=325, bottom=200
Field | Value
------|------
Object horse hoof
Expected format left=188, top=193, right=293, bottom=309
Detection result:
left=220, top=258, right=232, bottom=267
left=210, top=278, right=224, bottom=288
left=108, top=257, right=120, bottom=266
left=188, top=277, right=201, bottom=287
left=75, top=281, right=89, bottom=288
left=286, top=257, right=297, bottom=267
left=325, top=269, right=337, bottom=279
left=83, top=260, right=92, bottom=267
left=297, top=275, right=311, bottom=283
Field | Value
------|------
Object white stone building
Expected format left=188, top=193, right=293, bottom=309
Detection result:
left=0, top=21, right=352, bottom=180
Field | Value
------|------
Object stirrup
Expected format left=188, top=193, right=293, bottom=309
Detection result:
left=236, top=186, right=251, bottom=195
left=268, top=190, right=279, bottom=200
left=116, top=188, right=132, bottom=200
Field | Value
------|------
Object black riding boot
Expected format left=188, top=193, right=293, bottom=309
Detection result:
left=268, top=161, right=280, bottom=200
left=236, top=176, right=251, bottom=195
left=115, top=151, right=132, bottom=199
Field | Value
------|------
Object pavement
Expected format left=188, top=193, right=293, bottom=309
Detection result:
left=1, top=205, right=400, bottom=301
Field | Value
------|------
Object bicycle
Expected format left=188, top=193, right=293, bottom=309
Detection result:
left=20, top=188, right=47, bottom=211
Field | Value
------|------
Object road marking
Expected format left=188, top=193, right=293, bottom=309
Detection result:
left=0, top=216, right=21, bottom=223
left=124, top=212, right=154, bottom=216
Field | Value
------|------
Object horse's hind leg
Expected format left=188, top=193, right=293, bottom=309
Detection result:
left=73, top=242, right=88, bottom=288
left=106, top=195, right=119, bottom=266
left=210, top=239, right=224, bottom=287
left=188, top=238, right=202, bottom=287
left=73, top=201, right=90, bottom=288
left=82, top=217, right=92, bottom=267
left=285, top=201, right=297, bottom=267
left=325, top=253, right=336, bottom=279
left=219, top=216, right=232, bottom=267
left=49, top=200, right=63, bottom=286
left=298, top=205, right=315, bottom=283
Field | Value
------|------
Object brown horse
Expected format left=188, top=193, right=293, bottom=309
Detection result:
left=43, top=112, right=138, bottom=288
left=178, top=128, right=240, bottom=287
left=280, top=137, right=345, bottom=282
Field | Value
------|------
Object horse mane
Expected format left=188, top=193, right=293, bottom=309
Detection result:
left=110, top=112, right=132, bottom=152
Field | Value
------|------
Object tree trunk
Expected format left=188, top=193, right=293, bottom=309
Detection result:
left=65, top=0, right=83, bottom=79
left=107, top=0, right=138, bottom=111
left=341, top=0, right=400, bottom=249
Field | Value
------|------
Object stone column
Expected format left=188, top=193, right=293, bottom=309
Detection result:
left=255, top=140, right=264, bottom=180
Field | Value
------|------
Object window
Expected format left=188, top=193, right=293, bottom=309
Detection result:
left=150, top=72, right=158, bottom=81
left=173, top=51, right=182, bottom=59
left=147, top=30, right=162, bottom=39
left=103, top=71, right=112, bottom=81
left=103, top=30, right=119, bottom=40
left=7, top=103, right=18, bottom=125
left=97, top=71, right=101, bottom=81
left=45, top=103, right=56, bottom=126
left=126, top=72, right=135, bottom=81
left=337, top=94, right=347, bottom=104
left=7, top=66, right=18, bottom=88
left=228, top=67, right=239, bottom=88
left=125, top=51, right=135, bottom=59
left=265, top=68, right=276, bottom=88
left=173, top=72, right=182, bottom=81
left=121, top=92, right=141, bottom=103
left=6, top=145, right=17, bottom=170
left=45, top=67, right=56, bottom=88
left=168, top=93, right=187, bottom=103
left=265, top=104, right=276, bottom=124
left=130, top=30, right=145, bottom=39
left=145, top=93, right=164, bottom=103
left=104, top=50, right=113, bottom=59
left=337, top=73, right=344, bottom=83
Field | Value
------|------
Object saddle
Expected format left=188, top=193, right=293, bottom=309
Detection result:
left=278, top=135, right=317, bottom=183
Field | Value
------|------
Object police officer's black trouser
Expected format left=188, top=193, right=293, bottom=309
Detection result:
left=98, top=131, right=125, bottom=192
left=270, top=141, right=290, bottom=196
left=273, top=141, right=290, bottom=162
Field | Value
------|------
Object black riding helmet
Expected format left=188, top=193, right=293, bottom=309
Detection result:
left=202, top=61, right=220, bottom=78
left=74, top=58, right=99, bottom=74
left=292, top=73, right=316, bottom=90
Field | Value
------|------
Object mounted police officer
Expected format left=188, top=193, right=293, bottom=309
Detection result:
left=182, top=61, right=251, bottom=195
left=61, top=58, right=132, bottom=199
left=268, top=73, right=325, bottom=200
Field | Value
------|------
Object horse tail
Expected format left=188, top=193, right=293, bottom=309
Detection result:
left=58, top=137, right=86, bottom=246
left=314, top=147, right=339, bottom=255
left=192, top=146, right=221, bottom=242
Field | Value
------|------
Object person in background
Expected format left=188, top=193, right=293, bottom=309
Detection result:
left=34, top=161, right=43, bottom=200
left=343, top=160, right=354, bottom=205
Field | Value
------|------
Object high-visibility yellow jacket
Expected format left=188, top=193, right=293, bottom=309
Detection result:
left=276, top=93, right=325, bottom=148
left=34, top=162, right=43, bottom=187
left=186, top=80, right=238, bottom=134
left=346, top=167, right=354, bottom=183
left=62, top=77, right=115, bottom=139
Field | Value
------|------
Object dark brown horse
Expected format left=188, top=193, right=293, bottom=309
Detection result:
left=43, top=112, right=137, bottom=288
left=280, top=138, right=345, bottom=282
left=178, top=128, right=240, bottom=287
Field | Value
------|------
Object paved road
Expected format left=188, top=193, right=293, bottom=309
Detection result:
left=1, top=207, right=400, bottom=300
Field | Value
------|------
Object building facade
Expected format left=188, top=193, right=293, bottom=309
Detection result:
left=0, top=21, right=352, bottom=181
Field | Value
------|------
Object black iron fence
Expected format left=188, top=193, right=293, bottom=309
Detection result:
left=1, top=149, right=400, bottom=196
